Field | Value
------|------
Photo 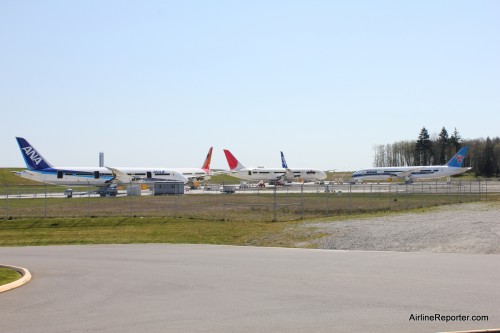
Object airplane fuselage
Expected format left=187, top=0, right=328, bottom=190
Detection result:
left=351, top=166, right=471, bottom=182
left=233, top=168, right=327, bottom=182
left=176, top=168, right=211, bottom=181
left=17, top=166, right=187, bottom=186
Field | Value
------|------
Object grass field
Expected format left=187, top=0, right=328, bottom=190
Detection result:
left=0, top=216, right=326, bottom=247
left=1, top=192, right=498, bottom=247
left=0, top=268, right=21, bottom=285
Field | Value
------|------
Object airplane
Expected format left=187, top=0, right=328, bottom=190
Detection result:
left=106, top=147, right=214, bottom=188
left=14, top=137, right=188, bottom=187
left=223, top=149, right=327, bottom=183
left=280, top=151, right=329, bottom=183
left=174, top=147, right=214, bottom=187
left=350, top=146, right=471, bottom=183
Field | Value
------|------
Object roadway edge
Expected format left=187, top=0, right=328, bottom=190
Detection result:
left=0, top=265, right=32, bottom=293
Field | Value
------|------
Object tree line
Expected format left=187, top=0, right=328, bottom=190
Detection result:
left=373, top=127, right=500, bottom=177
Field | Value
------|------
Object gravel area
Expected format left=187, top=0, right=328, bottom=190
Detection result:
left=306, top=202, right=500, bottom=254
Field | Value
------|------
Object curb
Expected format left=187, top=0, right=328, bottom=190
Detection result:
left=0, top=265, right=32, bottom=293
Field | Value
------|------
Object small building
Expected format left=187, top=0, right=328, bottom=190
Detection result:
left=153, top=181, right=184, bottom=195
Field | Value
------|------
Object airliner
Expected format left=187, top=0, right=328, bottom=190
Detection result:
left=109, top=147, right=214, bottom=187
left=223, top=149, right=327, bottom=183
left=172, top=147, right=214, bottom=187
left=15, top=137, right=188, bottom=186
left=351, top=146, right=471, bottom=183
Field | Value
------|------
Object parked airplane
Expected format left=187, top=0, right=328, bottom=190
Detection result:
left=223, top=149, right=327, bottom=183
left=351, top=146, right=471, bottom=183
left=279, top=151, right=329, bottom=182
left=171, top=147, right=214, bottom=187
left=15, top=137, right=188, bottom=187
left=108, top=147, right=214, bottom=188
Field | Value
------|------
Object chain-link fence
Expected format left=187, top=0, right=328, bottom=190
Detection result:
left=0, top=180, right=496, bottom=222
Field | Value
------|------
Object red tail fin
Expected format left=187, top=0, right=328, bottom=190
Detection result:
left=223, top=149, right=243, bottom=171
left=201, top=147, right=213, bottom=172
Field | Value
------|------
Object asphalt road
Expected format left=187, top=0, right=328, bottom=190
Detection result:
left=1, top=244, right=499, bottom=332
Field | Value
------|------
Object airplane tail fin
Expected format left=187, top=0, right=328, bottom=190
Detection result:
left=15, top=137, right=53, bottom=170
left=223, top=149, right=245, bottom=171
left=281, top=151, right=288, bottom=169
left=446, top=146, right=469, bottom=167
left=201, top=147, right=213, bottom=172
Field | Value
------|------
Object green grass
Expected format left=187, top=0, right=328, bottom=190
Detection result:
left=0, top=216, right=312, bottom=247
left=0, top=268, right=21, bottom=285
left=1, top=195, right=498, bottom=248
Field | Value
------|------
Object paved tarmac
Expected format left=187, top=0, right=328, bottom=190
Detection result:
left=0, top=244, right=499, bottom=333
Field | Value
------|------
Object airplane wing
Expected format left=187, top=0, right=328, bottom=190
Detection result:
left=393, top=168, right=420, bottom=182
left=105, top=167, right=134, bottom=183
left=275, top=168, right=295, bottom=182
left=393, top=169, right=418, bottom=178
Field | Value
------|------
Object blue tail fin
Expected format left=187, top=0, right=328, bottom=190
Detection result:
left=281, top=151, right=288, bottom=168
left=446, top=146, right=469, bottom=167
left=16, top=137, right=53, bottom=170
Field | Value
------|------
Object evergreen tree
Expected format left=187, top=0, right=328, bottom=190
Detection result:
left=415, top=127, right=433, bottom=165
left=449, top=128, right=462, bottom=151
left=437, top=127, right=449, bottom=164
left=482, top=137, right=496, bottom=177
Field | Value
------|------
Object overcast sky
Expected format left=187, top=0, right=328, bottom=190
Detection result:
left=1, top=1, right=499, bottom=171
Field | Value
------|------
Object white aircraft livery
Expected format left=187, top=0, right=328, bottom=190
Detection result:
left=223, top=149, right=327, bottom=183
left=351, top=147, right=471, bottom=183
left=15, top=137, right=188, bottom=186
left=174, top=147, right=214, bottom=184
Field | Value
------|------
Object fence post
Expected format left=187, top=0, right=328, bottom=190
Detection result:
left=273, top=185, right=277, bottom=222
left=326, top=185, right=330, bottom=217
left=388, top=184, right=392, bottom=211
left=485, top=179, right=488, bottom=202
left=43, top=182, right=47, bottom=218
left=86, top=181, right=91, bottom=218
left=405, top=183, right=408, bottom=210
left=5, top=183, right=9, bottom=219
left=349, top=184, right=352, bottom=214
left=301, top=184, right=304, bottom=220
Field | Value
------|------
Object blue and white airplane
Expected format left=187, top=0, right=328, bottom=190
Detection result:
left=14, top=137, right=188, bottom=187
left=280, top=151, right=327, bottom=182
left=351, top=146, right=471, bottom=183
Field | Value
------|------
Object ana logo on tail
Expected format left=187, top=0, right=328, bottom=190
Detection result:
left=22, top=146, right=43, bottom=166
left=16, top=137, right=53, bottom=170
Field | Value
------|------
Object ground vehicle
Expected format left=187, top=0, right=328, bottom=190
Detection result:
left=95, top=185, right=118, bottom=197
